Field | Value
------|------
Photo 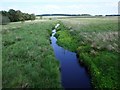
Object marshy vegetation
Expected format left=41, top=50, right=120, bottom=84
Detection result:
left=55, top=17, right=119, bottom=89
left=2, top=21, right=62, bottom=88
left=1, top=16, right=119, bottom=89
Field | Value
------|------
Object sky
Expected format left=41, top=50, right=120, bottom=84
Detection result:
left=0, top=0, right=119, bottom=15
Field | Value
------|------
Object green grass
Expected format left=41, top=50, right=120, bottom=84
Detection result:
left=77, top=46, right=119, bottom=88
left=55, top=30, right=78, bottom=52
left=55, top=17, right=120, bottom=89
left=2, top=21, right=62, bottom=88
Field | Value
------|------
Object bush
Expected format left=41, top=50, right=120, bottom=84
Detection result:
left=0, top=9, right=36, bottom=23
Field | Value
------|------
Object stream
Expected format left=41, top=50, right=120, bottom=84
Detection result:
left=50, top=24, right=91, bottom=88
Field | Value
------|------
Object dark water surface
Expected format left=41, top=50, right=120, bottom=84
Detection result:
left=50, top=28, right=91, bottom=88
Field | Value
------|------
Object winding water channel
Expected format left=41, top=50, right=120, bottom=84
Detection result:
left=50, top=24, right=91, bottom=88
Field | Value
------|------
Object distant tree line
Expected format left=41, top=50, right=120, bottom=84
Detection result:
left=37, top=14, right=91, bottom=16
left=106, top=14, right=120, bottom=16
left=37, top=14, right=120, bottom=17
left=0, top=9, right=36, bottom=25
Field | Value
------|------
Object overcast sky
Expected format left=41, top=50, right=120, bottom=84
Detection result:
left=0, top=0, right=119, bottom=15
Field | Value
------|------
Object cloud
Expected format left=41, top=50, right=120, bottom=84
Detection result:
left=1, top=0, right=119, bottom=3
left=0, top=0, right=118, bottom=15
left=16, top=3, right=117, bottom=15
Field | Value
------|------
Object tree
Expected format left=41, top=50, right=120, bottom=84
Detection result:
left=30, top=14, right=35, bottom=20
left=0, top=11, right=9, bottom=16
left=0, top=9, right=36, bottom=22
left=15, top=10, right=23, bottom=21
left=8, top=9, right=16, bottom=22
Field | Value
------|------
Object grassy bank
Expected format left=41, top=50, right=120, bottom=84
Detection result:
left=2, top=21, right=62, bottom=88
left=55, top=30, right=78, bottom=51
left=55, top=17, right=120, bottom=89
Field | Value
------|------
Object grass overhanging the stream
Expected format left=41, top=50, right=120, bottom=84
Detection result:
left=2, top=21, right=62, bottom=88
left=55, top=17, right=120, bottom=89
left=55, top=30, right=78, bottom=52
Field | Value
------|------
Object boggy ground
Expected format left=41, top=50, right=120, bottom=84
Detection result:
left=55, top=17, right=120, bottom=89
left=2, top=20, right=62, bottom=88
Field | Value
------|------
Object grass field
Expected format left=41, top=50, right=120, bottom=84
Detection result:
left=1, top=16, right=119, bottom=89
left=55, top=17, right=120, bottom=89
left=2, top=21, right=62, bottom=88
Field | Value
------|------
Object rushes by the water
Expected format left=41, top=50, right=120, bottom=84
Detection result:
left=56, top=17, right=119, bottom=89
